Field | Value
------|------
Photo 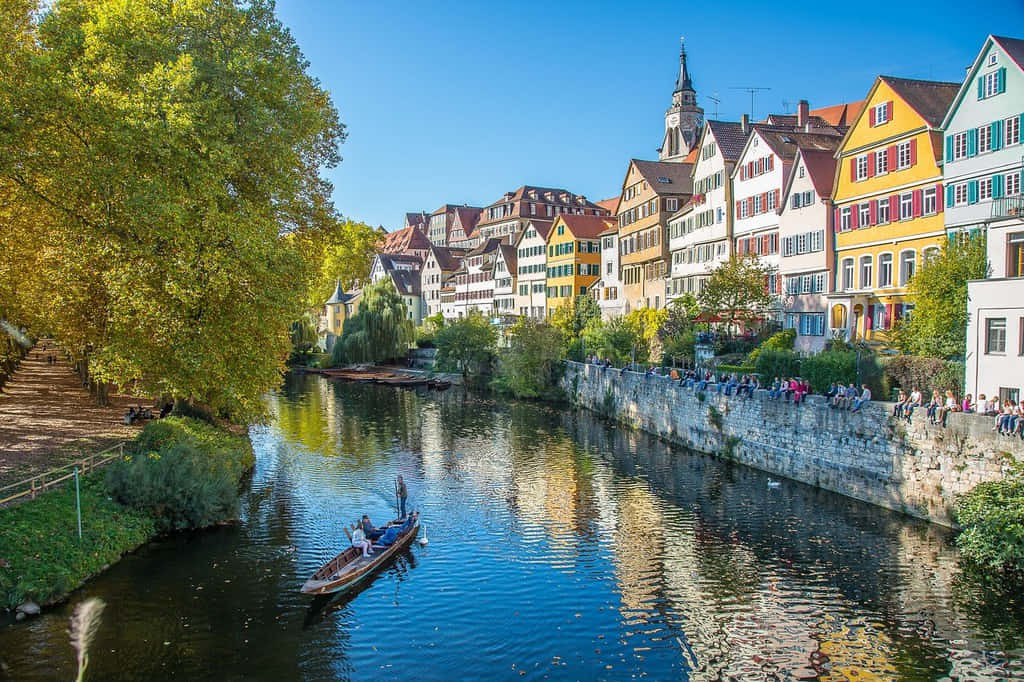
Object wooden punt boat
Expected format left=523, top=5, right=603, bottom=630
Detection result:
left=301, top=513, right=420, bottom=596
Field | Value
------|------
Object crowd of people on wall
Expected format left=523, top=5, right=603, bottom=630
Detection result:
left=579, top=357, right=1022, bottom=436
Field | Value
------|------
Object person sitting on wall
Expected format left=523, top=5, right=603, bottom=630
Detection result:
left=926, top=390, right=943, bottom=423
left=904, top=388, right=923, bottom=422
left=938, top=390, right=959, bottom=427
left=825, top=383, right=838, bottom=402
left=961, top=394, right=976, bottom=414
left=792, top=378, right=807, bottom=405
left=893, top=390, right=908, bottom=418
left=851, top=384, right=872, bottom=412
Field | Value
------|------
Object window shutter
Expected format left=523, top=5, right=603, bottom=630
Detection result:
left=945, top=136, right=954, bottom=162
left=867, top=151, right=876, bottom=177
left=891, top=194, right=900, bottom=217
left=768, top=156, right=774, bottom=171
left=761, top=192, right=768, bottom=212
left=909, top=139, right=917, bottom=166
left=992, top=120, right=1003, bottom=151
left=866, top=305, right=874, bottom=330
left=977, top=76, right=985, bottom=100
left=884, top=304, right=893, bottom=329
left=869, top=107, right=876, bottom=127
left=834, top=208, right=841, bottom=232
left=945, top=183, right=954, bottom=208
left=886, top=101, right=893, bottom=122
left=775, top=190, right=780, bottom=208
left=936, top=183, right=944, bottom=213
left=735, top=200, right=740, bottom=217
left=912, top=189, right=922, bottom=217
left=894, top=303, right=903, bottom=320
left=740, top=166, right=745, bottom=181
left=869, top=199, right=878, bottom=225
left=993, top=175, right=1004, bottom=199
left=850, top=203, right=859, bottom=229
left=968, top=179, right=979, bottom=204
left=762, top=234, right=770, bottom=253
left=850, top=158, right=857, bottom=182
left=967, top=128, right=977, bottom=157
left=887, top=145, right=897, bottom=169
left=998, top=67, right=1006, bottom=94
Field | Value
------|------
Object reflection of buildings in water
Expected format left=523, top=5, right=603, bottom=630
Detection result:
left=610, top=484, right=668, bottom=615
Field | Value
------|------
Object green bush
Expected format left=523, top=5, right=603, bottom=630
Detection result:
left=106, top=418, right=253, bottom=532
left=746, top=329, right=796, bottom=367
left=955, top=470, right=1024, bottom=576
left=754, top=349, right=801, bottom=381
left=715, top=363, right=753, bottom=374
left=884, top=356, right=964, bottom=398
left=801, top=350, right=858, bottom=393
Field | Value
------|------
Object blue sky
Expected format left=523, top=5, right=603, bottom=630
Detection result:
left=274, top=0, right=1024, bottom=230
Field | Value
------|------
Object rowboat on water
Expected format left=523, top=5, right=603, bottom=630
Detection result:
left=301, top=513, right=420, bottom=596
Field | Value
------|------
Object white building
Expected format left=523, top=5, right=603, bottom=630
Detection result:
left=451, top=238, right=502, bottom=319
left=778, top=147, right=839, bottom=352
left=946, top=35, right=1024, bottom=402
left=667, top=119, right=747, bottom=300
left=369, top=253, right=425, bottom=326
left=421, top=244, right=465, bottom=318
left=591, top=225, right=625, bottom=319
left=513, top=220, right=553, bottom=319
left=493, top=244, right=518, bottom=320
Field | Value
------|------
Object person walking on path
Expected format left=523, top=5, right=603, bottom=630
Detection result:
left=396, top=475, right=408, bottom=519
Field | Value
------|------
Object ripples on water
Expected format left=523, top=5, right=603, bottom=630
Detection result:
left=2, top=375, right=1024, bottom=681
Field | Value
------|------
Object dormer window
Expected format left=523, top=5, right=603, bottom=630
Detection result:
left=989, top=53, right=998, bottom=66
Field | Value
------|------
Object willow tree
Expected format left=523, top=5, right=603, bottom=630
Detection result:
left=332, top=279, right=413, bottom=365
left=0, top=0, right=345, bottom=420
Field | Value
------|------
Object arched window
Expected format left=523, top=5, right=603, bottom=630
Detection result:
left=859, top=255, right=873, bottom=289
left=899, top=250, right=917, bottom=285
left=878, top=253, right=894, bottom=288
left=841, top=258, right=854, bottom=291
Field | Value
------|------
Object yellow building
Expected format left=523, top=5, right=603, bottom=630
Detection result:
left=545, top=215, right=616, bottom=313
left=323, top=282, right=358, bottom=351
left=828, top=76, right=959, bottom=344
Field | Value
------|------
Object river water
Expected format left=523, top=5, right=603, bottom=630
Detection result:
left=2, top=374, right=1024, bottom=680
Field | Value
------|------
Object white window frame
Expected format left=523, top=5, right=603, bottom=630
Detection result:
left=1007, top=172, right=1022, bottom=197
left=954, top=183, right=969, bottom=206
left=1007, top=116, right=1021, bottom=146
left=841, top=258, right=854, bottom=291
left=978, top=124, right=992, bottom=154
left=859, top=255, right=873, bottom=290
left=875, top=151, right=888, bottom=175
left=897, top=141, right=912, bottom=169
left=899, top=249, right=916, bottom=286
left=859, top=204, right=870, bottom=227
left=923, top=187, right=937, bottom=215
left=873, top=102, right=889, bottom=126
left=983, top=71, right=1000, bottom=99
left=878, top=252, right=894, bottom=288
left=979, top=177, right=993, bottom=201
left=767, top=191, right=777, bottom=211
left=840, top=207, right=851, bottom=231
left=900, top=192, right=913, bottom=220
left=877, top=198, right=890, bottom=225
left=855, top=155, right=869, bottom=181
left=953, top=132, right=968, bottom=160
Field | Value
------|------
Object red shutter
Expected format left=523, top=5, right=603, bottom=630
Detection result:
left=886, top=101, right=893, bottom=122
left=891, top=194, right=901, bottom=219
left=776, top=274, right=782, bottom=293
left=749, top=161, right=754, bottom=177
left=850, top=158, right=857, bottom=182
left=850, top=203, right=859, bottom=229
left=735, top=200, right=741, bottom=217
left=869, top=199, right=878, bottom=225
left=936, top=183, right=944, bottom=213
left=869, top=107, right=876, bottom=127
left=887, top=145, right=897, bottom=170
left=747, top=197, right=753, bottom=215
left=867, top=152, right=876, bottom=177
left=761, top=192, right=768, bottom=213
left=912, top=189, right=922, bottom=217
left=866, top=305, right=874, bottom=330
left=884, top=303, right=893, bottom=330
left=894, top=303, right=903, bottom=321
left=909, top=138, right=917, bottom=166
left=834, top=208, right=841, bottom=232
left=740, top=166, right=745, bottom=181
left=774, top=189, right=780, bottom=209
left=768, top=156, right=774, bottom=171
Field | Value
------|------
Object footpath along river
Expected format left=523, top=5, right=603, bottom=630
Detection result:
left=2, top=373, right=1024, bottom=680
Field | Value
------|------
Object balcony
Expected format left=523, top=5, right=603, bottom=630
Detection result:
left=992, top=196, right=1024, bottom=220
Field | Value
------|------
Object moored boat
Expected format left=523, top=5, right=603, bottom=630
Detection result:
left=301, top=513, right=420, bottom=596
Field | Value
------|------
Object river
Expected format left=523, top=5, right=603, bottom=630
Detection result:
left=2, top=374, right=1023, bottom=680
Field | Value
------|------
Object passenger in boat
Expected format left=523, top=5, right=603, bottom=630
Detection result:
left=361, top=515, right=384, bottom=541
left=378, top=512, right=417, bottom=547
left=350, top=525, right=373, bottom=558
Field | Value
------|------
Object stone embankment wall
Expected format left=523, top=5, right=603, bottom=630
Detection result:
left=561, top=361, right=1024, bottom=526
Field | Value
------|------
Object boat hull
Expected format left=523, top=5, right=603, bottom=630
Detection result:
left=301, top=519, right=419, bottom=596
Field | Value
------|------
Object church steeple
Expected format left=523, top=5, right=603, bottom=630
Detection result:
left=659, top=38, right=704, bottom=162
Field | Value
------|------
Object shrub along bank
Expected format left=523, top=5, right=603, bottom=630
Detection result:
left=0, top=418, right=253, bottom=610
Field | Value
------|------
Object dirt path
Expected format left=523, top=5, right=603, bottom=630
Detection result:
left=0, top=342, right=146, bottom=487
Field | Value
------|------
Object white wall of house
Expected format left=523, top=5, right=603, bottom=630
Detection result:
left=595, top=231, right=624, bottom=318
left=514, top=224, right=548, bottom=318
left=421, top=256, right=444, bottom=318
left=493, top=250, right=516, bottom=317
left=779, top=152, right=831, bottom=353
left=667, top=130, right=730, bottom=298
left=966, top=276, right=1024, bottom=403
left=731, top=130, right=784, bottom=278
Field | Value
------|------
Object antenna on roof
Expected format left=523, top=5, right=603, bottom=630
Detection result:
left=707, top=92, right=721, bottom=120
left=730, top=86, right=771, bottom=119
left=781, top=99, right=792, bottom=114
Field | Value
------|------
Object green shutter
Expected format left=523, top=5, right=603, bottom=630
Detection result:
left=993, top=174, right=1004, bottom=199
left=998, top=67, right=1007, bottom=94
left=977, top=76, right=985, bottom=99
left=968, top=179, right=979, bottom=204
left=945, top=135, right=954, bottom=161
left=992, top=120, right=1004, bottom=151
left=967, top=128, right=978, bottom=156
left=946, top=184, right=954, bottom=207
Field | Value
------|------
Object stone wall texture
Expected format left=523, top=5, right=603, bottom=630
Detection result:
left=561, top=361, right=1024, bottom=526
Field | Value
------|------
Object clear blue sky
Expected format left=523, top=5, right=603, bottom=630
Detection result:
left=275, top=0, right=1024, bottom=230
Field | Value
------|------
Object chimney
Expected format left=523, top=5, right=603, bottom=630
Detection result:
left=740, top=114, right=749, bottom=134
left=797, top=99, right=809, bottom=128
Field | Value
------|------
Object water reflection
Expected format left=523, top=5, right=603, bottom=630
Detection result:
left=1, top=374, right=1023, bottom=681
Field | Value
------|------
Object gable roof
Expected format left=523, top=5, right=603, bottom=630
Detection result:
left=780, top=147, right=840, bottom=209
left=941, top=35, right=1024, bottom=129
left=706, top=120, right=749, bottom=161
left=596, top=197, right=620, bottom=214
left=748, top=126, right=843, bottom=163
left=553, top=214, right=619, bottom=240
left=468, top=237, right=504, bottom=257
left=879, top=76, right=960, bottom=128
left=381, top=225, right=432, bottom=254
left=630, top=159, right=695, bottom=195
left=389, top=269, right=421, bottom=296
left=498, top=243, right=517, bottom=271
left=427, top=243, right=464, bottom=272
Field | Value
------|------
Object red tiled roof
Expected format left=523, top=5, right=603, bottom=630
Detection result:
left=556, top=215, right=618, bottom=240
left=596, top=197, right=620, bottom=214
left=381, top=225, right=432, bottom=254
left=798, top=149, right=839, bottom=199
left=811, top=101, right=864, bottom=127
left=682, top=147, right=699, bottom=164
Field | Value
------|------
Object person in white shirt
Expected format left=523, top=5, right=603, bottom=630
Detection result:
left=851, top=385, right=872, bottom=412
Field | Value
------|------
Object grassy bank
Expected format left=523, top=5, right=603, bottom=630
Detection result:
left=0, top=418, right=253, bottom=610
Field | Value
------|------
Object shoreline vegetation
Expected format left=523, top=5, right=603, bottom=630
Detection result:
left=0, top=418, right=253, bottom=613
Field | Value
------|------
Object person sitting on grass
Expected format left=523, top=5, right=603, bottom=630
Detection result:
left=851, top=384, right=871, bottom=412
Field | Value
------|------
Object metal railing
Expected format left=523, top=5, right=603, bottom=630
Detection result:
left=0, top=441, right=127, bottom=508
left=991, top=195, right=1024, bottom=219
